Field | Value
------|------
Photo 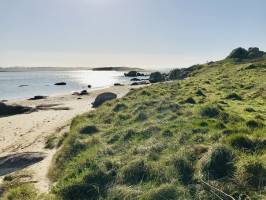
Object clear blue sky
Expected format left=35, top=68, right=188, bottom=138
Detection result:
left=0, top=0, right=265, bottom=69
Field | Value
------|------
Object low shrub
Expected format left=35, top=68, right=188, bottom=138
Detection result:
left=80, top=125, right=99, bottom=135
left=196, top=89, right=206, bottom=97
left=135, top=112, right=148, bottom=121
left=184, top=97, right=196, bottom=104
left=200, top=105, right=221, bottom=118
left=173, top=157, right=194, bottom=184
left=215, top=122, right=226, bottom=129
left=121, top=159, right=150, bottom=184
left=2, top=184, right=38, bottom=200
left=245, top=107, right=256, bottom=112
left=237, top=157, right=266, bottom=189
left=123, top=129, right=137, bottom=140
left=246, top=120, right=263, bottom=129
left=55, top=164, right=114, bottom=200
left=201, top=146, right=235, bottom=179
left=107, top=185, right=141, bottom=200
left=162, top=130, right=173, bottom=137
left=225, top=93, right=242, bottom=100
left=140, top=184, right=186, bottom=200
left=113, top=103, right=128, bottom=112
left=227, top=134, right=254, bottom=151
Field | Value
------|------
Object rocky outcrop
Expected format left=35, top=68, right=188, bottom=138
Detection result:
left=0, top=103, right=33, bottom=117
left=149, top=72, right=165, bottom=83
left=92, top=92, right=117, bottom=108
left=227, top=47, right=265, bottom=60
left=168, top=65, right=202, bottom=80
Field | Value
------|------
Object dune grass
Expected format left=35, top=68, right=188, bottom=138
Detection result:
left=4, top=56, right=265, bottom=199
left=46, top=57, right=266, bottom=200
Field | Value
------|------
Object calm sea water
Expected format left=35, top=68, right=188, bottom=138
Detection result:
left=0, top=70, right=131, bottom=100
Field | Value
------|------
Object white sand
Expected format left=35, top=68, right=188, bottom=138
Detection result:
left=0, top=85, right=132, bottom=193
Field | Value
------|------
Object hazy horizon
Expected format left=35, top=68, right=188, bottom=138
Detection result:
left=1, top=0, right=266, bottom=69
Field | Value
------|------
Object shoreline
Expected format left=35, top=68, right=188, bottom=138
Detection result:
left=0, top=85, right=134, bottom=193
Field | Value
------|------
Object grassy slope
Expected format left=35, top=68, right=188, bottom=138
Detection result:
left=3, top=57, right=265, bottom=200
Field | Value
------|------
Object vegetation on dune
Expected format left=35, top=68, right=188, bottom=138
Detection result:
left=3, top=48, right=266, bottom=199
left=49, top=52, right=265, bottom=200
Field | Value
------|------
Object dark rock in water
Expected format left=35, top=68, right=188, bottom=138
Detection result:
left=124, top=71, right=138, bottom=77
left=92, top=92, right=117, bottom=108
left=114, top=83, right=124, bottom=86
left=79, top=90, right=89, bottom=95
left=54, top=82, right=66, bottom=86
left=88, top=85, right=92, bottom=88
left=18, top=85, right=29, bottom=87
left=149, top=72, right=165, bottom=83
left=137, top=72, right=145, bottom=76
left=130, top=78, right=141, bottom=81
left=227, top=47, right=265, bottom=60
left=28, top=95, right=47, bottom=100
left=0, top=152, right=46, bottom=176
left=0, top=103, right=33, bottom=117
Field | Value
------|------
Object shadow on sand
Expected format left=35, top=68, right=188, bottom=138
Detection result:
left=0, top=152, right=46, bottom=176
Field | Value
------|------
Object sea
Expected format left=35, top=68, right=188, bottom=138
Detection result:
left=0, top=70, right=134, bottom=100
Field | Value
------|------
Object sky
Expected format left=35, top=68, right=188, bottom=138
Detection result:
left=0, top=0, right=265, bottom=69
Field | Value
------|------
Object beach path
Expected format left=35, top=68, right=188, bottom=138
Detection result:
left=0, top=86, right=130, bottom=193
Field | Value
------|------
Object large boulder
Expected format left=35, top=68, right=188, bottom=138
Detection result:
left=149, top=72, right=165, bottom=83
left=92, top=92, right=117, bottom=108
left=0, top=102, right=33, bottom=117
left=124, top=71, right=138, bottom=77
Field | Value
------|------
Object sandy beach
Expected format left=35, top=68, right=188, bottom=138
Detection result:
left=0, top=85, right=131, bottom=193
